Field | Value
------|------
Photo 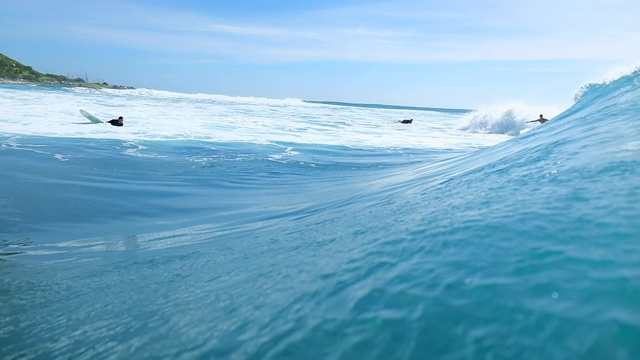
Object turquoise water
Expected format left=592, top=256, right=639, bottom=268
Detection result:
left=1, top=69, right=639, bottom=359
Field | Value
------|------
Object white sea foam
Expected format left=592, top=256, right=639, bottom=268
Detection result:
left=1, top=86, right=509, bottom=150
left=457, top=103, right=564, bottom=136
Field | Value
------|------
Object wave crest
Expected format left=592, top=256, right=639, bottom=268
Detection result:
left=458, top=103, right=564, bottom=136
left=574, top=65, right=640, bottom=103
left=457, top=104, right=539, bottom=136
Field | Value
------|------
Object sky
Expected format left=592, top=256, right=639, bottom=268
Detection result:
left=2, top=0, right=640, bottom=109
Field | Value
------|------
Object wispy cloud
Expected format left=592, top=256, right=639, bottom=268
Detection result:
left=35, top=0, right=640, bottom=63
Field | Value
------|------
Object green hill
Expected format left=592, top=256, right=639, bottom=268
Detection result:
left=0, top=53, right=133, bottom=89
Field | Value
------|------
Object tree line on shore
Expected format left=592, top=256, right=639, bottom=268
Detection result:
left=0, top=53, right=134, bottom=89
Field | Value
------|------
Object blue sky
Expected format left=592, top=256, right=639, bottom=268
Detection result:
left=2, top=0, right=640, bottom=109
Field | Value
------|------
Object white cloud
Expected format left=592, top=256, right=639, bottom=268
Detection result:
left=31, top=0, right=640, bottom=63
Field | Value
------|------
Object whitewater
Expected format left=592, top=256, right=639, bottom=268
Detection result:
left=1, top=68, right=639, bottom=360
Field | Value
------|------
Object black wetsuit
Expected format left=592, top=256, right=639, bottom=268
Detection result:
left=108, top=120, right=123, bottom=127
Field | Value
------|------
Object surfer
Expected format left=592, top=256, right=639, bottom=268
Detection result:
left=107, top=116, right=124, bottom=127
left=527, top=114, right=548, bottom=124
left=396, top=119, right=413, bottom=124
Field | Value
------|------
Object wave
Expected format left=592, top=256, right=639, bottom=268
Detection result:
left=573, top=64, right=640, bottom=103
left=2, top=63, right=640, bottom=360
left=573, top=62, right=640, bottom=101
left=457, top=64, right=640, bottom=137
left=456, top=103, right=563, bottom=136
left=68, top=86, right=310, bottom=107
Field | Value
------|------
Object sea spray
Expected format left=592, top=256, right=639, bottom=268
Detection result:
left=457, top=103, right=563, bottom=135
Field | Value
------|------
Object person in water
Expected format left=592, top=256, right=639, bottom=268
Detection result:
left=527, top=114, right=548, bottom=124
left=107, top=116, right=124, bottom=127
left=397, top=118, right=413, bottom=124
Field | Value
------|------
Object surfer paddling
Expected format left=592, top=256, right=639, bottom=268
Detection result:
left=527, top=114, right=548, bottom=124
left=107, top=116, right=124, bottom=127
left=396, top=119, right=413, bottom=124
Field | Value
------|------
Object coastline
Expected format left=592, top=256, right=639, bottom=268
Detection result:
left=0, top=78, right=135, bottom=89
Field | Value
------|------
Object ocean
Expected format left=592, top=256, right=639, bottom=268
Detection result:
left=1, top=68, right=639, bottom=359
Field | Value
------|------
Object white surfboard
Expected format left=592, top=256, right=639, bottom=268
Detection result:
left=79, top=109, right=104, bottom=124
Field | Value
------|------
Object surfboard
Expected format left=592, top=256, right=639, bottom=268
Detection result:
left=79, top=109, right=104, bottom=123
